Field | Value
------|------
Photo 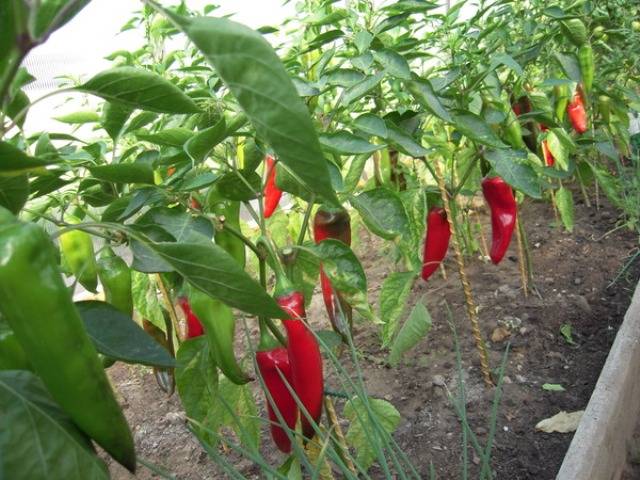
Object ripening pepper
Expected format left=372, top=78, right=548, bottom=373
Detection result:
left=177, top=296, right=204, bottom=339
left=263, top=155, right=282, bottom=218
left=59, top=215, right=98, bottom=292
left=255, top=322, right=297, bottom=453
left=578, top=44, right=594, bottom=94
left=481, top=177, right=517, bottom=265
left=421, top=207, right=451, bottom=282
left=97, top=249, right=133, bottom=317
left=567, top=90, right=588, bottom=134
left=542, top=139, right=555, bottom=167
left=313, top=206, right=352, bottom=342
left=0, top=208, right=136, bottom=471
left=189, top=288, right=252, bottom=385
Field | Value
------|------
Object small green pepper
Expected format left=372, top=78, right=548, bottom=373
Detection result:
left=59, top=215, right=98, bottom=292
left=97, top=248, right=133, bottom=317
left=207, top=187, right=246, bottom=268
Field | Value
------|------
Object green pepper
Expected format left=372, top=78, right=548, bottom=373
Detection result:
left=97, top=248, right=133, bottom=317
left=189, top=287, right=251, bottom=385
left=598, top=95, right=611, bottom=124
left=578, top=43, right=594, bottom=94
left=207, top=188, right=246, bottom=268
left=0, top=322, right=30, bottom=371
left=554, top=83, right=570, bottom=122
left=503, top=109, right=526, bottom=149
left=59, top=215, right=98, bottom=292
left=0, top=208, right=135, bottom=471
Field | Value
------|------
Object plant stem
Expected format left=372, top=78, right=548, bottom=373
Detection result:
left=515, top=214, right=528, bottom=298
left=297, top=194, right=316, bottom=246
left=219, top=222, right=261, bottom=258
left=324, top=397, right=357, bottom=475
left=155, top=273, right=182, bottom=348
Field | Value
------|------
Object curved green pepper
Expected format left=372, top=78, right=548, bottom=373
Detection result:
left=578, top=43, right=594, bottom=94
left=207, top=188, right=246, bottom=268
left=59, top=215, right=98, bottom=292
left=0, top=208, right=135, bottom=471
left=554, top=83, right=570, bottom=122
left=97, top=249, right=133, bottom=317
left=189, top=287, right=251, bottom=385
left=503, top=109, right=525, bottom=149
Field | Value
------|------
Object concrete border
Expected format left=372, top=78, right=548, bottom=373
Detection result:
left=557, top=281, right=640, bottom=480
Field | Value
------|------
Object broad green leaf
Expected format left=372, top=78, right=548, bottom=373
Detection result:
left=344, top=397, right=401, bottom=470
left=388, top=300, right=432, bottom=366
left=30, top=0, right=91, bottom=40
left=596, top=141, right=619, bottom=162
left=342, top=154, right=369, bottom=194
left=76, top=301, right=175, bottom=368
left=385, top=122, right=429, bottom=157
left=323, top=68, right=365, bottom=87
left=89, top=163, right=154, bottom=184
left=484, top=149, right=542, bottom=199
left=353, top=113, right=388, bottom=137
left=380, top=271, right=417, bottom=346
left=546, top=128, right=573, bottom=170
left=290, top=243, right=321, bottom=305
left=554, top=52, right=582, bottom=83
left=0, top=371, right=108, bottom=480
left=452, top=111, right=506, bottom=148
left=137, top=128, right=193, bottom=147
left=0, top=141, right=56, bottom=175
left=343, top=72, right=385, bottom=105
left=311, top=240, right=378, bottom=323
left=5, top=89, right=30, bottom=128
left=78, top=67, right=200, bottom=114
left=407, top=81, right=452, bottom=122
left=131, top=271, right=165, bottom=330
left=0, top=175, right=28, bottom=214
left=351, top=187, right=409, bottom=239
left=489, top=53, right=523, bottom=75
left=319, top=131, right=385, bottom=155
left=555, top=186, right=574, bottom=232
left=308, top=9, right=349, bottom=27
left=102, top=102, right=133, bottom=141
left=54, top=111, right=100, bottom=124
left=372, top=49, right=411, bottom=79
left=185, top=116, right=227, bottom=163
left=158, top=11, right=338, bottom=205
left=123, top=112, right=158, bottom=134
left=216, top=170, right=261, bottom=201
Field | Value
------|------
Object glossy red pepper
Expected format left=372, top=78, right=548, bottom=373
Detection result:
left=256, top=335, right=297, bottom=453
left=542, top=139, right=555, bottom=166
left=263, top=155, right=282, bottom=218
left=177, top=296, right=204, bottom=339
left=567, top=90, right=588, bottom=134
left=482, top=177, right=517, bottom=265
left=421, top=207, right=451, bottom=282
left=313, top=207, right=352, bottom=341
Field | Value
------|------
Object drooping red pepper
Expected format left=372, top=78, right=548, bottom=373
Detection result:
left=421, top=207, right=451, bottom=282
left=481, top=177, right=517, bottom=265
left=263, top=155, right=282, bottom=218
left=177, top=296, right=204, bottom=339
left=255, top=322, right=297, bottom=453
left=567, top=90, right=588, bottom=134
left=313, top=206, right=352, bottom=342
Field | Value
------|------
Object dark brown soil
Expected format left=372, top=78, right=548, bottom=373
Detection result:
left=107, top=196, right=640, bottom=480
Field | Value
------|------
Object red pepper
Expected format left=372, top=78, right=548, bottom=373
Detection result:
left=313, top=206, right=352, bottom=341
left=567, top=90, right=588, bottom=134
left=511, top=103, right=522, bottom=116
left=263, top=155, right=282, bottom=218
left=542, top=139, right=555, bottom=166
left=177, top=296, right=204, bottom=339
left=190, top=196, right=202, bottom=211
left=421, top=207, right=451, bottom=282
left=481, top=177, right=517, bottom=265
left=255, top=322, right=297, bottom=453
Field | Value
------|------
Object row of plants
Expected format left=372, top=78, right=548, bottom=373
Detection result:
left=1, top=0, right=639, bottom=478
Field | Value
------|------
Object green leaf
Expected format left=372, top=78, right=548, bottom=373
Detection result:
left=185, top=117, right=227, bottom=163
left=343, top=72, right=385, bottom=105
left=131, top=271, right=165, bottom=330
left=388, top=300, right=432, bottom=366
left=5, top=89, right=30, bottom=128
left=78, top=67, right=200, bottom=114
left=452, top=111, right=506, bottom=148
left=102, top=102, right=133, bottom=142
left=137, top=128, right=193, bottom=147
left=123, top=112, right=158, bottom=134
left=554, top=52, right=582, bottom=83
left=0, top=174, right=28, bottom=214
left=380, top=271, right=417, bottom=346
left=372, top=49, right=411, bottom=79
left=406, top=81, right=452, bottom=122
left=54, top=111, right=100, bottom=124
left=158, top=11, right=338, bottom=205
left=351, top=187, right=409, bottom=239
left=560, top=323, right=576, bottom=345
left=385, top=122, right=429, bottom=157
left=76, top=301, right=176, bottom=368
left=0, top=370, right=109, bottom=480
left=344, top=397, right=401, bottom=470
left=216, top=170, right=262, bottom=201
left=555, top=186, right=574, bottom=232
left=89, top=163, right=155, bottom=184
left=30, top=0, right=91, bottom=40
left=489, top=53, right=523, bottom=76
left=484, top=149, right=542, bottom=199
left=323, top=68, right=365, bottom=87
left=0, top=141, right=56, bottom=175
left=342, top=154, right=369, bottom=194
left=319, top=131, right=385, bottom=155
left=353, top=113, right=388, bottom=137
left=542, top=383, right=565, bottom=392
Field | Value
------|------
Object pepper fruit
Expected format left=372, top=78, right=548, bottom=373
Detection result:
left=578, top=43, right=594, bottom=94
left=0, top=325, right=30, bottom=371
left=255, top=321, right=297, bottom=453
left=554, top=83, right=570, bottom=122
left=313, top=206, right=353, bottom=342
left=97, top=249, right=133, bottom=317
left=207, top=187, right=246, bottom=268
left=263, top=154, right=282, bottom=219
left=0, top=208, right=135, bottom=471
left=481, top=177, right=517, bottom=265
left=542, top=139, right=555, bottom=167
left=503, top=109, right=526, bottom=149
left=189, top=288, right=251, bottom=384
left=421, top=207, right=451, bottom=282
left=59, top=215, right=98, bottom=292
left=177, top=296, right=204, bottom=339
left=261, top=237, right=323, bottom=439
left=567, top=90, right=588, bottom=134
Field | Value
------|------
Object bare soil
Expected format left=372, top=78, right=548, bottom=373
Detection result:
left=107, top=196, right=640, bottom=479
